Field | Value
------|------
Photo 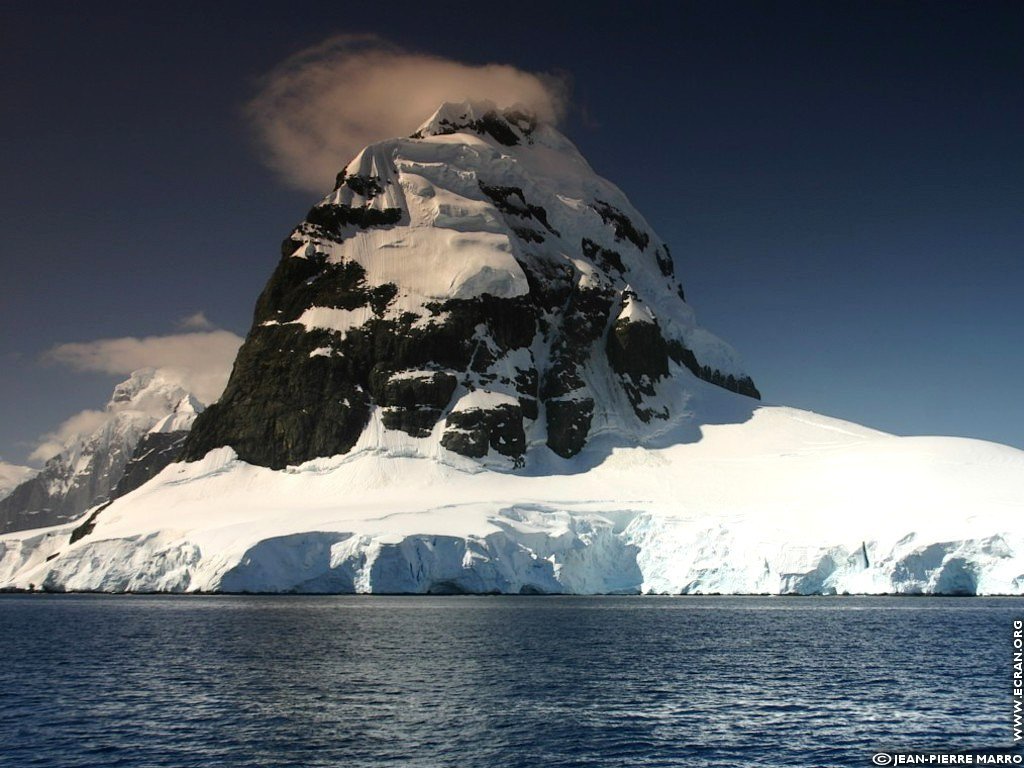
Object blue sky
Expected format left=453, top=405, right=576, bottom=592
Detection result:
left=1, top=0, right=1021, bottom=463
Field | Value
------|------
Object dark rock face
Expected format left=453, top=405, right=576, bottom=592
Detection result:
left=255, top=250, right=397, bottom=326
left=335, top=172, right=386, bottom=197
left=666, top=340, right=761, bottom=400
left=512, top=226, right=546, bottom=244
left=304, top=204, right=402, bottom=237
left=412, top=107, right=536, bottom=147
left=184, top=244, right=541, bottom=467
left=479, top=183, right=558, bottom=235
left=540, top=284, right=614, bottom=457
left=377, top=371, right=458, bottom=438
left=654, top=244, right=676, bottom=279
left=441, top=403, right=526, bottom=458
left=112, top=431, right=190, bottom=499
left=581, top=238, right=625, bottom=275
left=183, top=323, right=373, bottom=470
left=545, top=399, right=595, bottom=459
left=593, top=200, right=650, bottom=251
left=68, top=502, right=111, bottom=544
left=186, top=247, right=388, bottom=469
left=608, top=318, right=669, bottom=383
left=0, top=477, right=56, bottom=533
left=607, top=302, right=671, bottom=422
left=183, top=106, right=761, bottom=470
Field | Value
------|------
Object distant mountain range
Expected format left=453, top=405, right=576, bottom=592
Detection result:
left=0, top=368, right=202, bottom=532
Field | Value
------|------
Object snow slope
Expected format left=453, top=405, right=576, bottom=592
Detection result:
left=3, top=371, right=1021, bottom=594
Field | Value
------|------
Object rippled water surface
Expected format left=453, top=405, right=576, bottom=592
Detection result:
left=0, top=596, right=1018, bottom=767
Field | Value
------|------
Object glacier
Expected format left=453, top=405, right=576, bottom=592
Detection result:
left=3, top=376, right=1022, bottom=595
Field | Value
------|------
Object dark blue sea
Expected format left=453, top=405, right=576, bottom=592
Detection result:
left=0, top=596, right=1019, bottom=767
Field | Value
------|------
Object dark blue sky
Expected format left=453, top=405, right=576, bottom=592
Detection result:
left=1, top=0, right=1022, bottom=463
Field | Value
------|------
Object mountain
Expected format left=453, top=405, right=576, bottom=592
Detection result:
left=182, top=100, right=757, bottom=471
left=1, top=102, right=1021, bottom=594
left=0, top=462, right=35, bottom=502
left=0, top=369, right=203, bottom=533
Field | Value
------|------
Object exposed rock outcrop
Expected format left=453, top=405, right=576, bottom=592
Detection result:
left=183, top=101, right=759, bottom=470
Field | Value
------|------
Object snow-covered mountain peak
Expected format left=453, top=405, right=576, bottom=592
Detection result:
left=174, top=393, right=203, bottom=415
left=0, top=368, right=205, bottom=533
left=184, top=102, right=760, bottom=470
left=413, top=99, right=540, bottom=147
left=149, top=394, right=205, bottom=435
left=109, top=368, right=157, bottom=404
left=106, top=368, right=194, bottom=420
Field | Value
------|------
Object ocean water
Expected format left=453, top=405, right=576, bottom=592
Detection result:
left=0, top=595, right=1018, bottom=767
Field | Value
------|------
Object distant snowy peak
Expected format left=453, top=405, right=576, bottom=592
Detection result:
left=149, top=394, right=205, bottom=435
left=107, top=368, right=196, bottom=418
left=0, top=369, right=205, bottom=533
left=184, top=102, right=759, bottom=470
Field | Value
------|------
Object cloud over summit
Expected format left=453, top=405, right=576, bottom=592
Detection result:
left=45, top=330, right=242, bottom=407
left=247, top=34, right=569, bottom=192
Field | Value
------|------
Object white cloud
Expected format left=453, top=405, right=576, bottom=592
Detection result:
left=247, top=34, right=569, bottom=192
left=28, top=410, right=109, bottom=464
left=0, top=459, right=35, bottom=496
left=45, top=329, right=243, bottom=406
